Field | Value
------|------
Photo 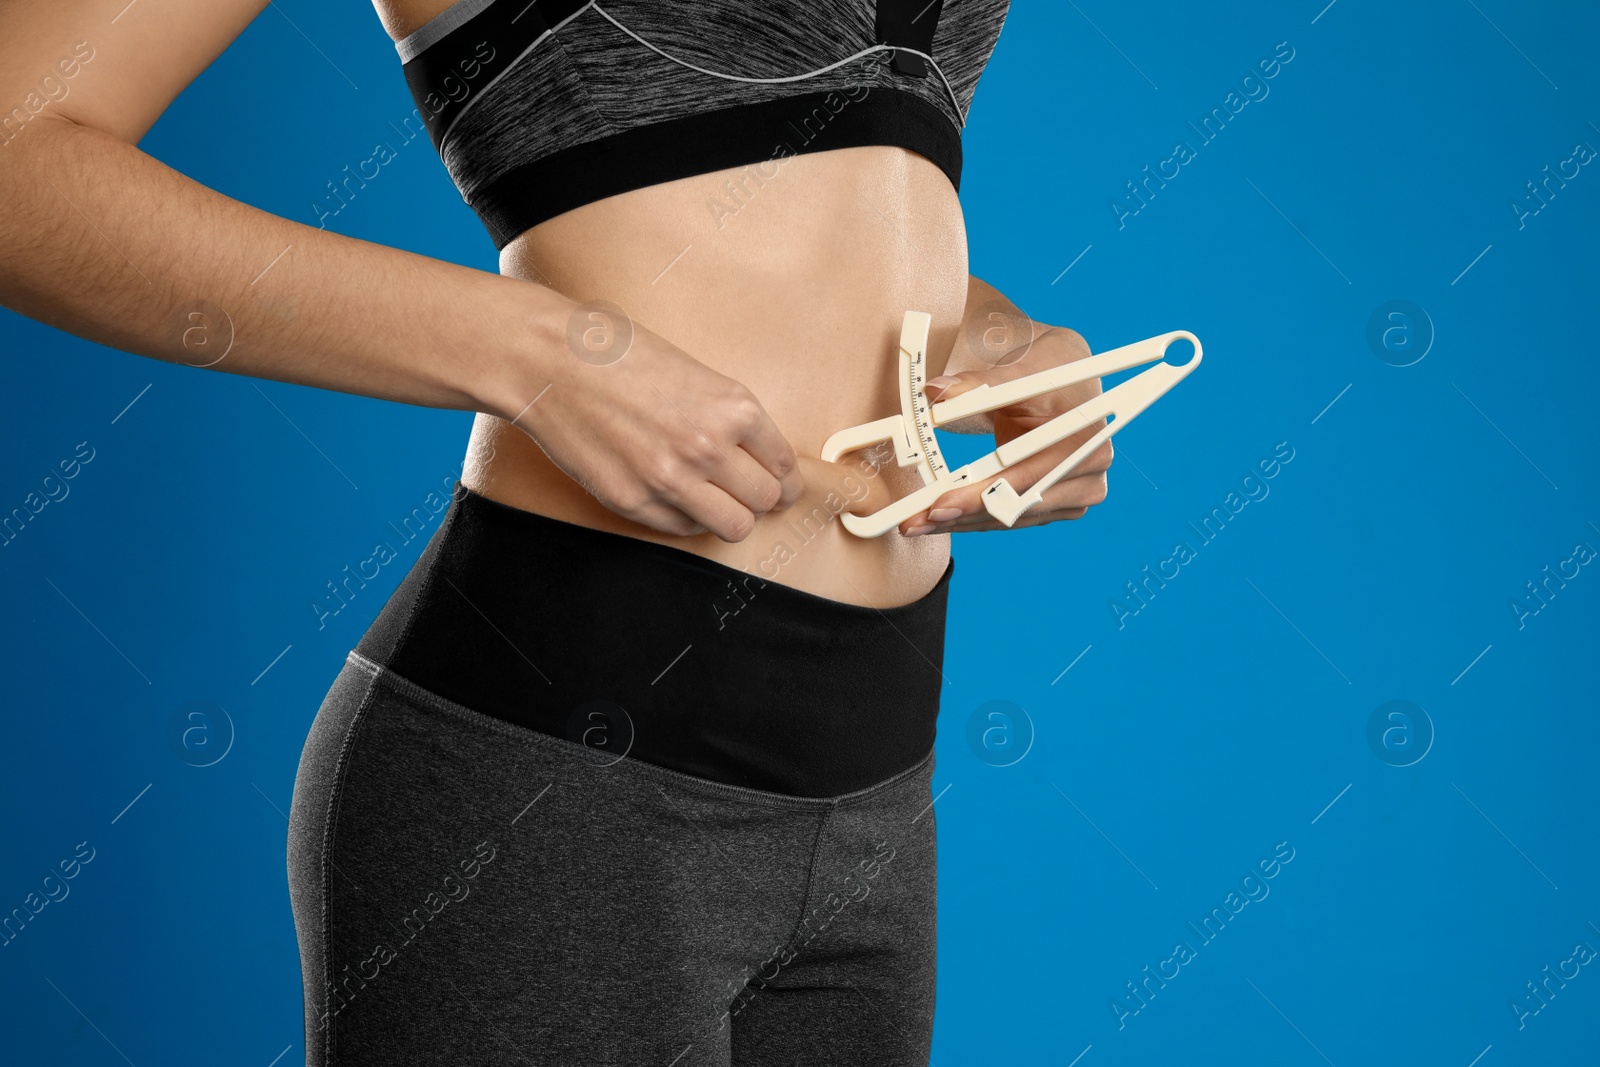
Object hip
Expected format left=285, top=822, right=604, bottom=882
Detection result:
left=287, top=642, right=941, bottom=1063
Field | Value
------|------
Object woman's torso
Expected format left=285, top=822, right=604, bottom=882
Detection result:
left=375, top=0, right=971, bottom=608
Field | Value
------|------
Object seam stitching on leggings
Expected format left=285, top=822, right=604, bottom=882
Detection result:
left=345, top=649, right=935, bottom=810
left=317, top=663, right=382, bottom=1065
left=776, top=808, right=832, bottom=963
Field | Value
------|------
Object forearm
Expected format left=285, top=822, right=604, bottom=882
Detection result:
left=0, top=115, right=567, bottom=420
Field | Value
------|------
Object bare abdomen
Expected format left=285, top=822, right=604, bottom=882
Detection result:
left=465, top=146, right=968, bottom=607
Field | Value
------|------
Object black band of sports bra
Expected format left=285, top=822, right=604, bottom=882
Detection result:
left=393, top=0, right=1009, bottom=248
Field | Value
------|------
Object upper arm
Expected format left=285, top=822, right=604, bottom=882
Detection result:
left=0, top=0, right=271, bottom=144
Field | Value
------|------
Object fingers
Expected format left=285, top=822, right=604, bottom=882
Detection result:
left=899, top=440, right=1114, bottom=536
left=924, top=372, right=1001, bottom=435
left=674, top=479, right=762, bottom=543
left=645, top=391, right=798, bottom=540
left=732, top=401, right=804, bottom=510
left=699, top=435, right=789, bottom=519
left=923, top=504, right=1090, bottom=535
left=902, top=473, right=1102, bottom=535
left=900, top=437, right=1112, bottom=529
left=634, top=443, right=768, bottom=543
left=896, top=325, right=1112, bottom=537
left=612, top=473, right=756, bottom=543
left=583, top=444, right=757, bottom=542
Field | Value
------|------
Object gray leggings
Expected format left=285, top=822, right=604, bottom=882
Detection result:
left=287, top=651, right=939, bottom=1066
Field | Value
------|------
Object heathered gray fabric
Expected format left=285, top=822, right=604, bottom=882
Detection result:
left=287, top=650, right=940, bottom=1066
left=435, top=0, right=1010, bottom=203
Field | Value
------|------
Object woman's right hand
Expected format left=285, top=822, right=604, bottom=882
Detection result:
left=499, top=303, right=804, bottom=543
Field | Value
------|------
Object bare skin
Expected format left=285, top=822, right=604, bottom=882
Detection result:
left=377, top=0, right=1112, bottom=606
left=0, top=0, right=1113, bottom=611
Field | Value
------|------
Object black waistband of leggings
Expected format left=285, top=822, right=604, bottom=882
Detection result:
left=354, top=481, right=954, bottom=798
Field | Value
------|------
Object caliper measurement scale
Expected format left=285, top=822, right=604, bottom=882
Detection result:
left=903, top=323, right=948, bottom=480
left=821, top=310, right=1204, bottom=538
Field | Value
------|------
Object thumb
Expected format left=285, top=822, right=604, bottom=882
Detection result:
left=923, top=370, right=988, bottom=401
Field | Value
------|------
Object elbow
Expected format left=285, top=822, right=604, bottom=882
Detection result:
left=0, top=108, right=83, bottom=168
left=0, top=90, right=85, bottom=154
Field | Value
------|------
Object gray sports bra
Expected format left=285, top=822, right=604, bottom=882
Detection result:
left=395, top=0, right=1010, bottom=248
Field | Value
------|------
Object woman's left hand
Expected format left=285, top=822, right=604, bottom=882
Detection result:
left=899, top=326, right=1113, bottom=536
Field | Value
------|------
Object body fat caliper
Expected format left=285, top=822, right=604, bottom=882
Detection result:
left=821, top=310, right=1203, bottom=538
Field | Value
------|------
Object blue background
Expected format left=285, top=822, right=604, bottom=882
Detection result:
left=2, top=1, right=1596, bottom=1064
